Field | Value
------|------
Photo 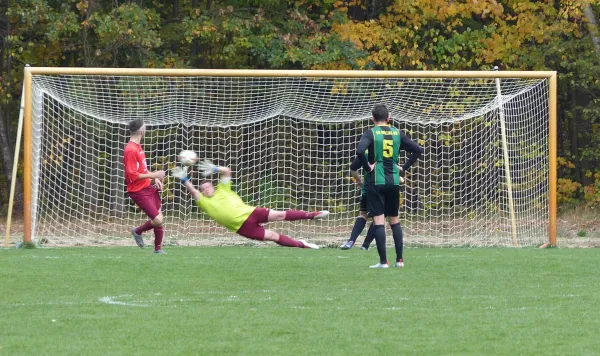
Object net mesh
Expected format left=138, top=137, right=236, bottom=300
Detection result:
left=28, top=74, right=550, bottom=247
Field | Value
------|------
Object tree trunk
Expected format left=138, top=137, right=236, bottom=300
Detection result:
left=583, top=2, right=600, bottom=60
left=568, top=105, right=582, bottom=185
left=571, top=86, right=595, bottom=186
left=0, top=104, right=24, bottom=212
left=171, top=0, right=180, bottom=53
left=191, top=0, right=200, bottom=67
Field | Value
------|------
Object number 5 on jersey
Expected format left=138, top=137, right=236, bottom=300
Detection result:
left=383, top=139, right=394, bottom=158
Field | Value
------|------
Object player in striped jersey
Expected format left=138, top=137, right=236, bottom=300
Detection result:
left=356, top=104, right=423, bottom=268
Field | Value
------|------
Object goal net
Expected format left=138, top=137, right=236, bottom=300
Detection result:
left=25, top=71, right=551, bottom=247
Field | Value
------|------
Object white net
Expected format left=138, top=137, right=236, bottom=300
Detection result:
left=28, top=73, right=550, bottom=247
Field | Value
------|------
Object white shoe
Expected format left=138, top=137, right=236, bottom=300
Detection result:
left=313, top=211, right=329, bottom=219
left=394, top=259, right=404, bottom=268
left=301, top=240, right=320, bottom=249
left=369, top=262, right=389, bottom=268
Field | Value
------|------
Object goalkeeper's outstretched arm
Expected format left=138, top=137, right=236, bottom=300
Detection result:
left=197, top=160, right=231, bottom=179
left=184, top=180, right=202, bottom=201
left=214, top=166, right=232, bottom=184
left=217, top=166, right=231, bottom=178
left=171, top=166, right=202, bottom=200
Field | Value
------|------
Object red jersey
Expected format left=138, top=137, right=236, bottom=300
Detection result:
left=123, top=141, right=151, bottom=192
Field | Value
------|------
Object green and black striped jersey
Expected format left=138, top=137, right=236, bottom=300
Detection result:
left=357, top=125, right=423, bottom=186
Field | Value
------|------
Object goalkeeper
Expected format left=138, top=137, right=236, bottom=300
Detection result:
left=171, top=161, right=326, bottom=249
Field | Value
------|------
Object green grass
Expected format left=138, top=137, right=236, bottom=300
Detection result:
left=1, top=247, right=599, bottom=355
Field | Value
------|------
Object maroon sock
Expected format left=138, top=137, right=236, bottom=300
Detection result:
left=276, top=234, right=305, bottom=248
left=135, top=220, right=154, bottom=235
left=154, top=226, right=164, bottom=251
left=284, top=210, right=314, bottom=221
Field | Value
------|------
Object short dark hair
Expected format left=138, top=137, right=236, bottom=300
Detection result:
left=127, top=119, right=144, bottom=134
left=372, top=104, right=389, bottom=122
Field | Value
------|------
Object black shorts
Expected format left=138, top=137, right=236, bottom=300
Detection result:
left=360, top=193, right=368, bottom=212
left=365, top=184, right=400, bottom=217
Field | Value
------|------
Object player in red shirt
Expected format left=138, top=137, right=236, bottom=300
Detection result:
left=124, top=119, right=166, bottom=254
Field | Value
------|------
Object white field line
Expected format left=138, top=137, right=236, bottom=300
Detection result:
left=8, top=301, right=93, bottom=306
left=98, top=295, right=148, bottom=307
left=2, top=292, right=582, bottom=311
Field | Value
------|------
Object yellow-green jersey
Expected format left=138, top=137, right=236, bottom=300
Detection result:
left=195, top=180, right=255, bottom=232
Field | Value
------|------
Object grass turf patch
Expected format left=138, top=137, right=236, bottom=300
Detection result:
left=1, top=247, right=599, bottom=355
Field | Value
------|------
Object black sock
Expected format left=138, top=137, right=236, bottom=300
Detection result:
left=373, top=225, right=387, bottom=264
left=391, top=223, right=403, bottom=261
left=348, top=217, right=367, bottom=243
left=362, top=223, right=375, bottom=248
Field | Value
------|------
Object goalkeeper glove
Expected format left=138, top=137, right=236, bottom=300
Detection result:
left=197, top=160, right=218, bottom=177
left=171, top=166, right=189, bottom=183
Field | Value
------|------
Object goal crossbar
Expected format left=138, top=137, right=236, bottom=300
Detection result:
left=24, top=67, right=555, bottom=78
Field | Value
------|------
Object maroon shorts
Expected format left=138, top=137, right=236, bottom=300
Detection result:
left=236, top=207, right=270, bottom=241
left=128, top=185, right=162, bottom=220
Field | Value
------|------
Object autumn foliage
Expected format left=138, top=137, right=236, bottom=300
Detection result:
left=0, top=0, right=600, bottom=210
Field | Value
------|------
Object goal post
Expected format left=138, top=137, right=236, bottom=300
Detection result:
left=13, top=67, right=557, bottom=247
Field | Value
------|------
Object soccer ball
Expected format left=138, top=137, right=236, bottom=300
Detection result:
left=178, top=150, right=197, bottom=166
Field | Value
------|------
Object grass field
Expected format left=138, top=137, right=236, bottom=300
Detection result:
left=1, top=246, right=599, bottom=355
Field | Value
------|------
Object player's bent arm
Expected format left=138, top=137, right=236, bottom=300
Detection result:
left=349, top=157, right=362, bottom=184
left=399, top=132, right=423, bottom=172
left=350, top=157, right=362, bottom=171
left=124, top=151, right=162, bottom=180
left=137, top=172, right=159, bottom=180
left=350, top=170, right=362, bottom=184
left=357, top=130, right=374, bottom=172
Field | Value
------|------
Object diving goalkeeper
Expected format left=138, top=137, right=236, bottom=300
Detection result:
left=171, top=161, right=326, bottom=249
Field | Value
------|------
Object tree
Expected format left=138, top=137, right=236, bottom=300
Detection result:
left=583, top=1, right=600, bottom=59
left=1, top=0, right=600, bottom=212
